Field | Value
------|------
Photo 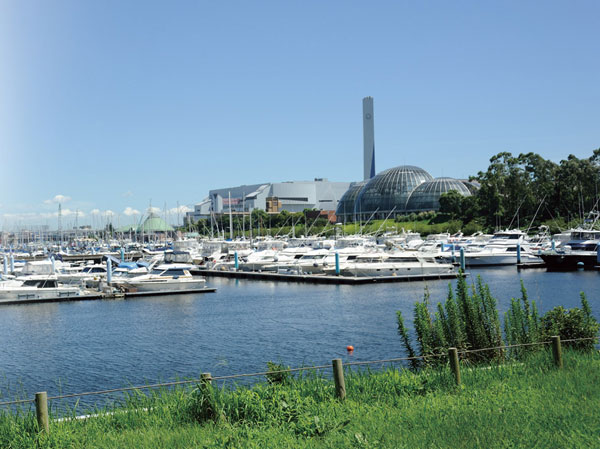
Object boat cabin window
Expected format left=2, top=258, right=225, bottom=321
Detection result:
left=387, top=257, right=418, bottom=263
left=163, top=269, right=187, bottom=276
left=23, top=279, right=58, bottom=288
left=493, top=234, right=520, bottom=240
left=569, top=243, right=598, bottom=251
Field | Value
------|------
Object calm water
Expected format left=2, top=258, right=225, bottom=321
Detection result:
left=0, top=267, right=598, bottom=407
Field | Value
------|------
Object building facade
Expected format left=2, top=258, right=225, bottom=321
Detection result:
left=185, top=179, right=350, bottom=223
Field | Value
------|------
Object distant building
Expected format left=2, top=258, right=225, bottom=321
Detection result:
left=185, top=179, right=350, bottom=223
left=336, top=166, right=473, bottom=221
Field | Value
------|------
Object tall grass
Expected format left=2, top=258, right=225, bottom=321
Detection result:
left=1, top=350, right=599, bottom=448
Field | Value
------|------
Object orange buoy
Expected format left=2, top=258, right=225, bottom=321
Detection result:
left=346, top=345, right=354, bottom=352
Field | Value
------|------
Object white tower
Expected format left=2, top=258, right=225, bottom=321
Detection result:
left=363, top=96, right=375, bottom=180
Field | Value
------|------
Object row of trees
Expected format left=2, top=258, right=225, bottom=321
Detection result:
left=440, top=149, right=600, bottom=230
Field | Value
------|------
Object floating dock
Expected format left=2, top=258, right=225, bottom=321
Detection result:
left=0, top=288, right=216, bottom=307
left=195, top=269, right=464, bottom=285
left=517, top=262, right=547, bottom=269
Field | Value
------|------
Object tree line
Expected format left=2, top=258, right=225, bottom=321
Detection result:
left=439, top=149, right=600, bottom=230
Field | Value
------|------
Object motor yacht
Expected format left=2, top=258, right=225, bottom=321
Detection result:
left=0, top=275, right=84, bottom=301
left=323, top=252, right=454, bottom=277
left=459, top=230, right=541, bottom=266
left=122, top=263, right=206, bottom=292
left=540, top=228, right=600, bottom=269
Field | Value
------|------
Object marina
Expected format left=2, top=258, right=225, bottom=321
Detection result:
left=0, top=265, right=597, bottom=410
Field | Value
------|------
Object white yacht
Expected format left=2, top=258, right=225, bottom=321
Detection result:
left=460, top=230, right=541, bottom=266
left=0, top=275, right=84, bottom=301
left=324, top=253, right=454, bottom=277
left=122, top=263, right=206, bottom=292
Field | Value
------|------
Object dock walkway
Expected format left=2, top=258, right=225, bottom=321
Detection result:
left=195, top=269, right=463, bottom=285
left=0, top=288, right=216, bottom=307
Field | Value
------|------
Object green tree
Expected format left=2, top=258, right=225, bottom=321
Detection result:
left=438, top=190, right=464, bottom=218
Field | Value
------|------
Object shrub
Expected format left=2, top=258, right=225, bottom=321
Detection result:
left=398, top=278, right=598, bottom=366
left=266, top=361, right=291, bottom=385
left=396, top=275, right=504, bottom=366
left=541, top=292, right=599, bottom=351
left=504, top=280, right=541, bottom=358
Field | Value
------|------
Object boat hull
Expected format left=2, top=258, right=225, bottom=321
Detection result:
left=540, top=252, right=599, bottom=270
left=124, top=278, right=206, bottom=292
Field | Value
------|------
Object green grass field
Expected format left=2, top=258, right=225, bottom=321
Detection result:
left=2, top=349, right=599, bottom=448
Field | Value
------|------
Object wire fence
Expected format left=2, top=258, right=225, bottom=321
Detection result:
left=0, top=335, right=598, bottom=407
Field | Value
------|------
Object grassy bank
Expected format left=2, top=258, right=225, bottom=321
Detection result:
left=2, top=350, right=599, bottom=448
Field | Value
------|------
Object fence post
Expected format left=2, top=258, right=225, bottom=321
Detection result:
left=35, top=391, right=49, bottom=434
left=551, top=336, right=563, bottom=369
left=201, top=372, right=212, bottom=386
left=332, top=358, right=346, bottom=400
left=448, top=347, right=461, bottom=385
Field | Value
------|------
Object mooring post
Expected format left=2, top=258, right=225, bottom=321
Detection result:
left=335, top=252, right=340, bottom=276
left=106, top=258, right=112, bottom=285
left=234, top=251, right=239, bottom=271
left=516, top=243, right=521, bottom=264
left=120, top=247, right=125, bottom=263
left=551, top=239, right=556, bottom=251
left=459, top=248, right=465, bottom=271
left=551, top=335, right=563, bottom=369
left=332, top=358, right=346, bottom=400
left=3, top=254, right=7, bottom=275
left=35, top=391, right=49, bottom=434
left=451, top=243, right=456, bottom=263
left=448, top=347, right=461, bottom=385
left=9, top=254, right=14, bottom=273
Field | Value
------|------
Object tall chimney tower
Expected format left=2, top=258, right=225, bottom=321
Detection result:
left=363, top=96, right=375, bottom=180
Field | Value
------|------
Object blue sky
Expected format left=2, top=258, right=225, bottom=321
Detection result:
left=1, top=0, right=599, bottom=228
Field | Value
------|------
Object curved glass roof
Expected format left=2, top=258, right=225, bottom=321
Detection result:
left=356, top=165, right=432, bottom=214
left=405, top=177, right=471, bottom=212
left=335, top=181, right=366, bottom=217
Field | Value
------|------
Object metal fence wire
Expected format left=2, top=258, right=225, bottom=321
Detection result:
left=0, top=335, right=598, bottom=407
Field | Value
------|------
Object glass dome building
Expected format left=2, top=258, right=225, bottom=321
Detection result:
left=405, top=177, right=472, bottom=212
left=355, top=165, right=433, bottom=218
left=335, top=181, right=366, bottom=221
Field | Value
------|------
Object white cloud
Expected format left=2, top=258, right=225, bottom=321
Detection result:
left=147, top=206, right=161, bottom=215
left=104, top=210, right=115, bottom=217
left=45, top=194, right=71, bottom=204
left=90, top=209, right=101, bottom=216
left=123, top=207, right=140, bottom=216
left=169, top=205, right=193, bottom=214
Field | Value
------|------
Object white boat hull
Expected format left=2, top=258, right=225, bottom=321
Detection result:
left=0, top=287, right=83, bottom=301
left=124, top=278, right=206, bottom=292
